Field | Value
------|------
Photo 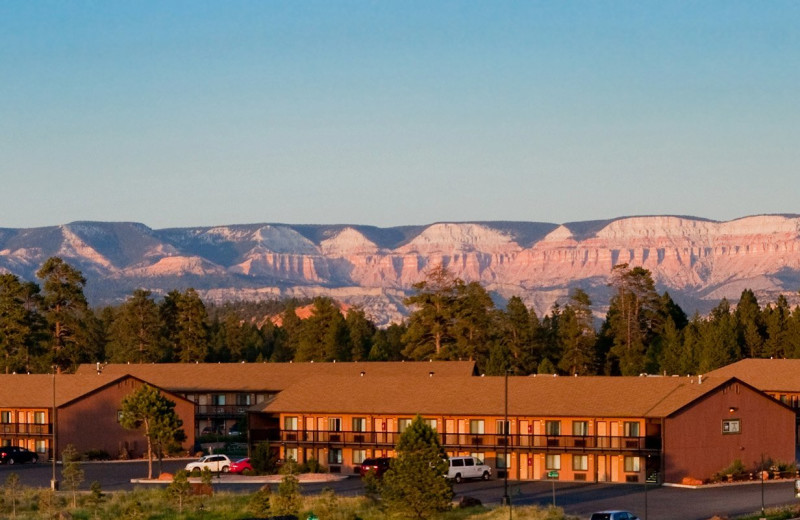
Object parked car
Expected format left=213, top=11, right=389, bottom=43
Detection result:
left=359, top=457, right=392, bottom=478
left=447, top=456, right=491, bottom=483
left=185, top=454, right=232, bottom=473
left=590, top=512, right=640, bottom=520
left=229, top=457, right=253, bottom=474
left=0, top=446, right=38, bottom=465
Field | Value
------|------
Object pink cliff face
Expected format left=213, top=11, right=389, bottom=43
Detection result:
left=2, top=215, right=799, bottom=326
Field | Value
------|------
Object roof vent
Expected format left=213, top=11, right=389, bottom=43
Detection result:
left=360, top=371, right=365, bottom=377
left=429, top=371, right=434, bottom=377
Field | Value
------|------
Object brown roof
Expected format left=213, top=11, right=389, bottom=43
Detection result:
left=0, top=373, right=163, bottom=408
left=257, top=374, right=738, bottom=418
left=75, top=361, right=477, bottom=393
left=706, top=358, right=800, bottom=393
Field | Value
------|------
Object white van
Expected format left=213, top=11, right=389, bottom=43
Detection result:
left=447, top=456, right=492, bottom=483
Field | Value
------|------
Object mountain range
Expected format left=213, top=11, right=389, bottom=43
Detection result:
left=2, top=214, right=799, bottom=326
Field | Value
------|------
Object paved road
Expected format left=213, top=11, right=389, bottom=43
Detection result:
left=4, top=461, right=798, bottom=520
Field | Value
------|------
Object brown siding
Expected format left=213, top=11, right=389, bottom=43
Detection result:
left=664, top=381, right=795, bottom=483
left=58, top=378, right=195, bottom=459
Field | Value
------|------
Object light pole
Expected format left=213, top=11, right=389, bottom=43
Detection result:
left=502, top=368, right=511, bottom=510
left=51, top=367, right=58, bottom=491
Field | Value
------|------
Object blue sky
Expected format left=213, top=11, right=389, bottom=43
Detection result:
left=2, top=1, right=798, bottom=229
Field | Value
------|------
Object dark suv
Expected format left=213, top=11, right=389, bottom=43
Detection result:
left=0, top=446, right=38, bottom=465
left=359, top=457, right=392, bottom=477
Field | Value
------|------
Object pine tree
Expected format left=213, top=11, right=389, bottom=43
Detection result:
left=107, top=289, right=163, bottom=363
left=557, top=289, right=597, bottom=375
left=402, top=265, right=462, bottom=359
left=0, top=274, right=35, bottom=374
left=734, top=289, right=764, bottom=358
left=36, top=257, right=90, bottom=371
left=119, top=384, right=186, bottom=479
left=380, top=415, right=453, bottom=519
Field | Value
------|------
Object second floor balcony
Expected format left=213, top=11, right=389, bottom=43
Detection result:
left=277, top=429, right=661, bottom=452
left=196, top=404, right=252, bottom=418
left=0, top=423, right=52, bottom=436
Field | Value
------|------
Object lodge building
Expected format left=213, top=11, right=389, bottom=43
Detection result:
left=248, top=372, right=796, bottom=484
left=2, top=360, right=797, bottom=484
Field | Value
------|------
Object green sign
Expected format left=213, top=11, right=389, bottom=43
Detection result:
left=547, top=471, right=559, bottom=478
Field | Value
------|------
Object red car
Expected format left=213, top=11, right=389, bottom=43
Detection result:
left=229, top=457, right=254, bottom=474
left=359, top=457, right=392, bottom=478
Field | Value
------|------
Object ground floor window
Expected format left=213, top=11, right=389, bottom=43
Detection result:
left=624, top=456, right=640, bottom=472
left=284, top=448, right=298, bottom=462
left=35, top=440, right=47, bottom=453
left=545, top=454, right=561, bottom=470
left=573, top=455, right=588, bottom=471
left=352, top=449, right=367, bottom=464
left=328, top=448, right=343, bottom=465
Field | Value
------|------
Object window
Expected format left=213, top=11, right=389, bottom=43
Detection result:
left=33, top=412, right=46, bottom=424
left=236, top=394, right=252, bottom=406
left=497, top=453, right=510, bottom=469
left=496, top=420, right=510, bottom=435
left=623, top=422, right=640, bottom=437
left=624, top=456, right=640, bottom=472
left=328, top=418, right=342, bottom=432
left=285, top=448, right=298, bottom=462
left=352, top=417, right=367, bottom=432
left=572, top=421, right=588, bottom=436
left=0, top=411, right=11, bottom=424
left=722, top=419, right=741, bottom=434
left=398, top=418, right=412, bottom=433
left=424, top=418, right=438, bottom=431
left=470, top=420, right=485, bottom=434
left=352, top=449, right=367, bottom=464
left=35, top=440, right=47, bottom=454
left=284, top=417, right=298, bottom=431
left=573, top=455, right=588, bottom=471
left=212, top=394, right=226, bottom=406
left=545, top=420, right=561, bottom=436
left=328, top=448, right=343, bottom=465
left=464, top=458, right=474, bottom=467
left=545, top=454, right=561, bottom=470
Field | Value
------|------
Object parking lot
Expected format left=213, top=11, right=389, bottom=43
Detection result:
left=3, top=459, right=799, bottom=520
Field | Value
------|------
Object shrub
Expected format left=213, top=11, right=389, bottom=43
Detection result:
left=82, top=449, right=111, bottom=461
left=300, top=457, right=326, bottom=474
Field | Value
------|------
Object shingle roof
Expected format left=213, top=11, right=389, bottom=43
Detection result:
left=74, top=361, right=477, bottom=392
left=257, top=374, right=734, bottom=418
left=705, top=358, right=800, bottom=393
left=0, top=373, right=134, bottom=408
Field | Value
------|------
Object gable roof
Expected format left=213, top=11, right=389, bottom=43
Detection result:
left=256, top=374, right=745, bottom=418
left=75, top=361, right=477, bottom=393
left=0, top=373, right=189, bottom=408
left=705, top=358, right=800, bottom=393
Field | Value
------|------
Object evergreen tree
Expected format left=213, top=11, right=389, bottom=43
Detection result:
left=656, top=316, right=684, bottom=374
left=346, top=306, right=376, bottom=361
left=106, top=289, right=163, bottom=363
left=450, top=281, right=495, bottom=366
left=557, top=289, right=597, bottom=375
left=36, top=257, right=90, bottom=371
left=380, top=415, right=452, bottom=519
left=174, top=289, right=210, bottom=362
left=369, top=323, right=406, bottom=361
left=605, top=264, right=661, bottom=375
left=497, top=296, right=536, bottom=373
left=0, top=274, right=36, bottom=374
left=61, top=444, right=85, bottom=508
left=402, top=265, right=462, bottom=359
left=763, top=295, right=790, bottom=358
left=295, top=297, right=350, bottom=361
left=697, top=299, right=740, bottom=372
left=119, top=384, right=186, bottom=479
left=734, top=289, right=764, bottom=358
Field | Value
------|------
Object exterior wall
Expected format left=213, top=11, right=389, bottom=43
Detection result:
left=186, top=391, right=273, bottom=435
left=664, top=381, right=795, bottom=483
left=58, top=379, right=195, bottom=460
left=273, top=411, right=656, bottom=482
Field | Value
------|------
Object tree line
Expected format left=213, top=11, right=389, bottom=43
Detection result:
left=2, top=258, right=800, bottom=375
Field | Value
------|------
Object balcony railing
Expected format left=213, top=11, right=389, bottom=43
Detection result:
left=0, top=423, right=53, bottom=435
left=278, top=430, right=661, bottom=452
left=196, top=405, right=251, bottom=417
